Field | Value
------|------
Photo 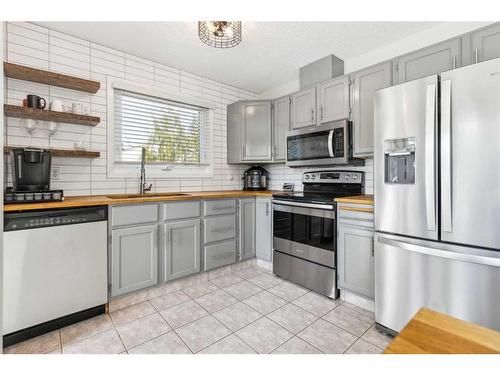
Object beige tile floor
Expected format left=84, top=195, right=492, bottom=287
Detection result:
left=3, top=266, right=393, bottom=354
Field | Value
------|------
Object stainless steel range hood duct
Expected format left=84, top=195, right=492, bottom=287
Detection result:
left=299, top=55, right=344, bottom=89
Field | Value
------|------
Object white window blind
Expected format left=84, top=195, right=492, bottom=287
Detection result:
left=113, top=89, right=209, bottom=165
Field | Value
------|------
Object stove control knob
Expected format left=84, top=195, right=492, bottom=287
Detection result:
left=305, top=175, right=310, bottom=180
left=311, top=175, right=316, bottom=179
left=345, top=174, right=350, bottom=180
left=353, top=175, right=358, bottom=180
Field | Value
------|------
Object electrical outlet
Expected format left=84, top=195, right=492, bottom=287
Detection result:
left=51, top=167, right=61, bottom=180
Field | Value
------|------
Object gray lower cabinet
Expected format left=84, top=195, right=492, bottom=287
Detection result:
left=470, top=23, right=500, bottom=63
left=394, top=37, right=461, bottom=84
left=227, top=100, right=272, bottom=163
left=111, top=224, right=158, bottom=297
left=255, top=198, right=272, bottom=262
left=239, top=198, right=256, bottom=260
left=337, top=205, right=375, bottom=299
left=162, top=219, right=201, bottom=282
left=273, top=95, right=290, bottom=161
left=317, top=75, right=350, bottom=124
left=351, top=61, right=392, bottom=157
left=337, top=224, right=374, bottom=299
left=204, top=240, right=237, bottom=271
left=290, top=87, right=317, bottom=129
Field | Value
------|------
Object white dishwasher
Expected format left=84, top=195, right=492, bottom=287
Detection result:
left=3, top=206, right=108, bottom=344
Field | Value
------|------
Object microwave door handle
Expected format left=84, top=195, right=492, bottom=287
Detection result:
left=328, top=130, right=334, bottom=157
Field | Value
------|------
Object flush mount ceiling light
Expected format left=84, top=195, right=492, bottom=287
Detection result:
left=198, top=21, right=242, bottom=48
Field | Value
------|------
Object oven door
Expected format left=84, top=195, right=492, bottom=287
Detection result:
left=272, top=201, right=335, bottom=268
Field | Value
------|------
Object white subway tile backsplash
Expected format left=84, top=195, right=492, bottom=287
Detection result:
left=4, top=21, right=255, bottom=196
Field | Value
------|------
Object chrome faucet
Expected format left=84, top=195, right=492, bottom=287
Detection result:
left=140, top=147, right=153, bottom=194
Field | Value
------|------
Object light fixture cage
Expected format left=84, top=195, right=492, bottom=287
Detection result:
left=198, top=21, right=242, bottom=48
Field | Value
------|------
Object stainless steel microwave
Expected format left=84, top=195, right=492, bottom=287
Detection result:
left=286, top=120, right=364, bottom=167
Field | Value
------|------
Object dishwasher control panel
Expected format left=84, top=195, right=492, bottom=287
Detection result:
left=4, top=206, right=108, bottom=231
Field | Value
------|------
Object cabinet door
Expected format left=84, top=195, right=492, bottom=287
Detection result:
left=255, top=198, right=272, bottom=262
left=239, top=198, right=256, bottom=260
left=163, top=219, right=200, bottom=282
left=394, top=37, right=461, bottom=83
left=471, top=23, right=500, bottom=63
left=352, top=62, right=392, bottom=157
left=111, top=224, right=158, bottom=297
left=290, top=87, right=316, bottom=129
left=337, top=224, right=374, bottom=299
left=317, top=76, right=350, bottom=124
left=272, top=96, right=290, bottom=161
left=241, top=101, right=272, bottom=161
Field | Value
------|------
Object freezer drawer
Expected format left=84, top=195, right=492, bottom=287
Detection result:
left=375, top=233, right=500, bottom=333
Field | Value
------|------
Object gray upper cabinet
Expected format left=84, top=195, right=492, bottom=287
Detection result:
left=272, top=96, right=290, bottom=161
left=227, top=100, right=272, bottom=163
left=239, top=198, right=256, bottom=260
left=290, top=87, right=316, bottom=129
left=351, top=62, right=392, bottom=157
left=255, top=198, right=272, bottom=263
left=163, top=219, right=200, bottom=282
left=111, top=224, right=158, bottom=297
left=394, top=37, right=461, bottom=83
left=241, top=101, right=273, bottom=161
left=317, top=76, right=350, bottom=124
left=470, top=23, right=500, bottom=63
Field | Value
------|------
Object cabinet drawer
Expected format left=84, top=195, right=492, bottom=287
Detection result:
left=204, top=214, right=237, bottom=243
left=204, top=240, right=237, bottom=271
left=161, top=201, right=200, bottom=221
left=204, top=199, right=237, bottom=216
left=111, top=204, right=159, bottom=227
left=338, top=206, right=374, bottom=223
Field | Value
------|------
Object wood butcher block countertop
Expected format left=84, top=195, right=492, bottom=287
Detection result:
left=335, top=194, right=374, bottom=205
left=4, top=190, right=276, bottom=212
left=384, top=308, right=500, bottom=354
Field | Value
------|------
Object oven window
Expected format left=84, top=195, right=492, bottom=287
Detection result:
left=287, top=131, right=331, bottom=161
left=273, top=210, right=334, bottom=251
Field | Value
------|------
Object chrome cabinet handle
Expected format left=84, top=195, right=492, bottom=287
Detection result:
left=452, top=56, right=456, bottom=69
left=266, top=202, right=270, bottom=216
left=474, top=48, right=479, bottom=64
left=320, top=105, right=324, bottom=120
left=311, top=108, right=314, bottom=122
left=424, top=83, right=437, bottom=232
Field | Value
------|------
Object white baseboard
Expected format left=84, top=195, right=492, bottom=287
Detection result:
left=340, top=290, right=375, bottom=313
left=256, top=258, right=272, bottom=271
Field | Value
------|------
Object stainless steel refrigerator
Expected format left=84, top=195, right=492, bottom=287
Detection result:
left=374, top=57, right=500, bottom=334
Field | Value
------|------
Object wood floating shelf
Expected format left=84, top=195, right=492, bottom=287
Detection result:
left=4, top=145, right=100, bottom=158
left=4, top=62, right=100, bottom=94
left=4, top=105, right=100, bottom=127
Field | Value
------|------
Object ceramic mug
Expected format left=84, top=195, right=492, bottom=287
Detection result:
left=50, top=99, right=64, bottom=112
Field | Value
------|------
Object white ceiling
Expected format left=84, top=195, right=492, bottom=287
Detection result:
left=36, top=22, right=441, bottom=94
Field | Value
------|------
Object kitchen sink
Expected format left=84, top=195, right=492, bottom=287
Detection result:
left=105, top=193, right=190, bottom=199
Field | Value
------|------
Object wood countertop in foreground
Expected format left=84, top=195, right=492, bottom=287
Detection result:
left=384, top=308, right=500, bottom=354
left=4, top=190, right=276, bottom=212
left=335, top=194, right=374, bottom=205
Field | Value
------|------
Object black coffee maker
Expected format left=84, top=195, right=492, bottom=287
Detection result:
left=243, top=166, right=269, bottom=190
left=5, top=148, right=63, bottom=203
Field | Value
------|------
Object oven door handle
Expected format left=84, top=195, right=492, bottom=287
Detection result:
left=272, top=200, right=334, bottom=210
left=328, top=130, right=334, bottom=158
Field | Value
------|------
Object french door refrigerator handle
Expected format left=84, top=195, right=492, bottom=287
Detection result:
left=328, top=130, right=334, bottom=157
left=425, top=83, right=437, bottom=231
left=441, top=80, right=452, bottom=233
left=378, top=236, right=500, bottom=268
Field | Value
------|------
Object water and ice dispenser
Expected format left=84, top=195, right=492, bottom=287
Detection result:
left=384, top=138, right=416, bottom=184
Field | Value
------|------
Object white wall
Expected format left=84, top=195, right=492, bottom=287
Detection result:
left=257, top=22, right=491, bottom=194
left=4, top=22, right=256, bottom=196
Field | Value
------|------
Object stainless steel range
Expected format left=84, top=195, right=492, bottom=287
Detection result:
left=272, top=170, right=364, bottom=298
